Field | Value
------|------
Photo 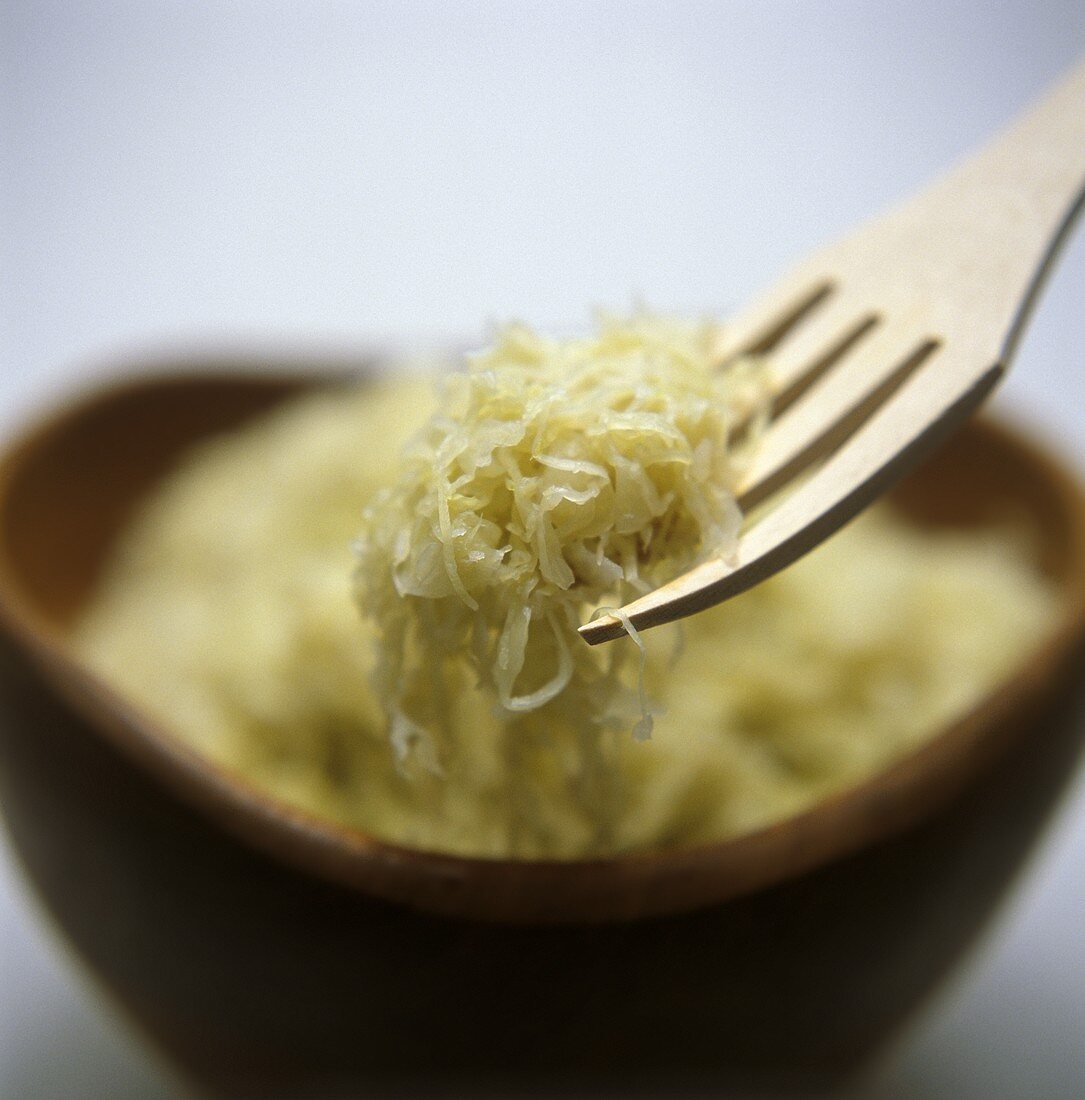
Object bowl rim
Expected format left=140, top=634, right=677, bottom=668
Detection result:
left=2, top=364, right=1085, bottom=925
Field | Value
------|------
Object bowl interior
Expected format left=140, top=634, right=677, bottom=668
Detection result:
left=1, top=365, right=1084, bottom=923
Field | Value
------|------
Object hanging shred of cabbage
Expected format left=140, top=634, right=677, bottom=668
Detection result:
left=352, top=316, right=770, bottom=790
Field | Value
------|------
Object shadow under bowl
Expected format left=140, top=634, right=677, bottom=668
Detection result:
left=1, top=361, right=1084, bottom=1094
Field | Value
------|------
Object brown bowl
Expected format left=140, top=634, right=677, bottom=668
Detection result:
left=1, top=359, right=1085, bottom=1093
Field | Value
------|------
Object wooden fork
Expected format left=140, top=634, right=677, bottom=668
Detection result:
left=580, top=59, right=1085, bottom=646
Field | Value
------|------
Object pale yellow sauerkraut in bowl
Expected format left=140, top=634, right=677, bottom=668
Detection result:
left=74, top=317, right=1056, bottom=860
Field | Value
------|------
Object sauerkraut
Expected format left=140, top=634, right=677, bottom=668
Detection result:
left=73, top=323, right=1057, bottom=859
left=353, top=318, right=767, bottom=772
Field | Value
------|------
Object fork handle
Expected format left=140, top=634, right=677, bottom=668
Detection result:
left=824, top=58, right=1085, bottom=372
left=948, top=57, right=1085, bottom=344
left=963, top=58, right=1085, bottom=224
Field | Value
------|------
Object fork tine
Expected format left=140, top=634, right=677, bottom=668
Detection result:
left=712, top=279, right=835, bottom=362
left=718, top=294, right=881, bottom=451
left=770, top=313, right=882, bottom=416
left=738, top=332, right=941, bottom=509
left=579, top=353, right=1003, bottom=645
left=763, top=300, right=882, bottom=400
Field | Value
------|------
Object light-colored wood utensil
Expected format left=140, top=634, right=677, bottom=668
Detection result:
left=581, top=60, right=1085, bottom=645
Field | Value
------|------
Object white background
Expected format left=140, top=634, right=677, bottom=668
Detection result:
left=3, top=2, right=1085, bottom=1095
